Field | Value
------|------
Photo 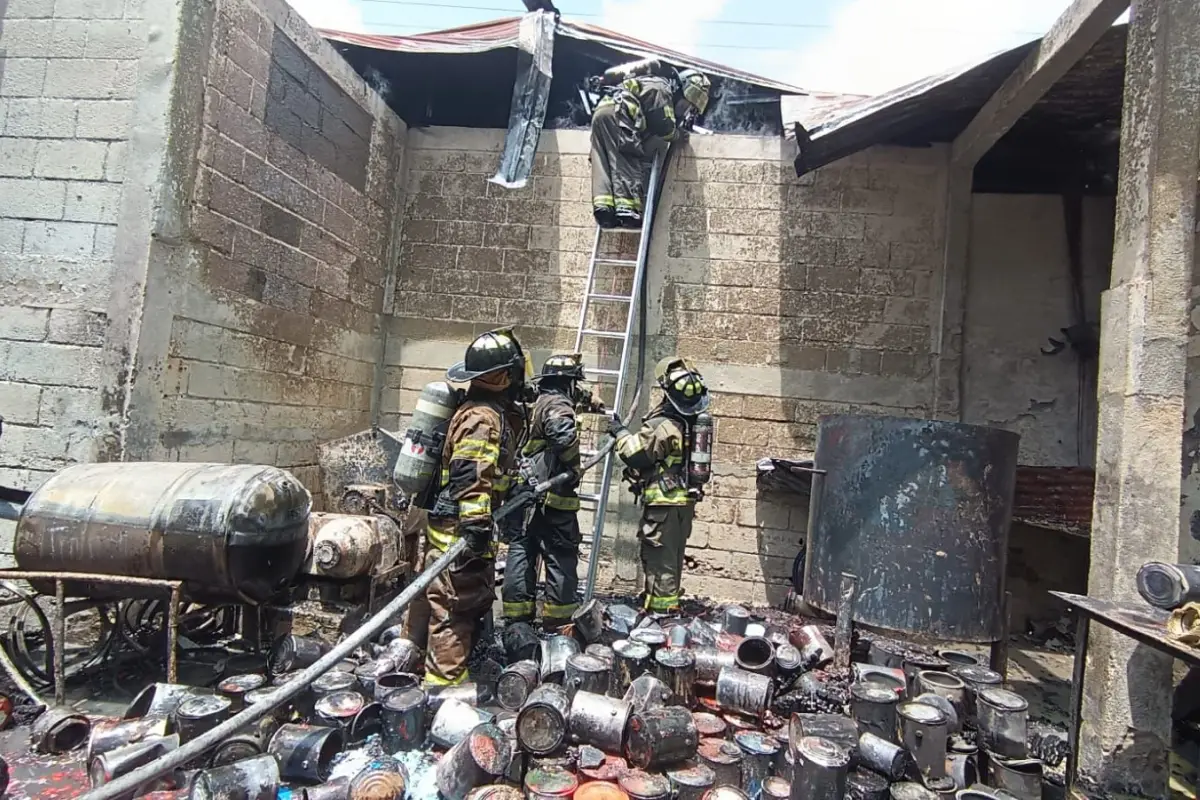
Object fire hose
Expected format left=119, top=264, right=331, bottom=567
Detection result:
left=81, top=536, right=469, bottom=800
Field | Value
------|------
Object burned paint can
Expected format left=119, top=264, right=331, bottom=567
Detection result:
left=619, top=770, right=672, bottom=800
left=669, top=762, right=717, bottom=800
left=87, top=716, right=171, bottom=763
left=314, top=690, right=366, bottom=735
left=497, top=715, right=525, bottom=786
left=921, top=776, right=957, bottom=799
left=734, top=638, right=775, bottom=677
left=715, top=668, right=772, bottom=719
left=189, top=754, right=279, bottom=800
left=693, top=647, right=738, bottom=687
left=722, top=606, right=750, bottom=636
left=914, top=693, right=959, bottom=735
left=373, top=672, right=420, bottom=702
left=518, top=684, right=572, bottom=756
left=123, top=683, right=205, bottom=720
left=268, top=723, right=344, bottom=783
left=986, top=755, right=1042, bottom=800
left=845, top=770, right=889, bottom=800
left=735, top=731, right=781, bottom=800
left=761, top=776, right=789, bottom=800
left=916, top=672, right=967, bottom=723
left=896, top=702, right=948, bottom=781
left=666, top=624, right=690, bottom=649
left=381, top=686, right=426, bottom=752
left=355, top=657, right=398, bottom=697
left=789, top=626, right=833, bottom=668
left=887, top=783, right=937, bottom=800
left=385, top=638, right=423, bottom=674
left=89, top=734, right=180, bottom=791
left=525, top=766, right=579, bottom=800
left=504, top=622, right=541, bottom=663
left=655, top=648, right=697, bottom=707
left=574, top=781, right=629, bottom=800
left=306, top=778, right=351, bottom=800
left=569, top=690, right=633, bottom=754
left=428, top=682, right=493, bottom=717
left=630, top=627, right=668, bottom=655
left=350, top=702, right=385, bottom=745
left=946, top=751, right=978, bottom=790
left=773, top=645, right=803, bottom=681
left=626, top=705, right=699, bottom=770
left=436, top=722, right=513, bottom=800
left=692, top=712, right=727, bottom=740
left=856, top=732, right=909, bottom=780
left=567, top=653, right=612, bottom=697
left=348, top=758, right=409, bottom=800
left=541, top=636, right=582, bottom=683
left=852, top=664, right=907, bottom=698
left=573, top=599, right=609, bottom=645
left=789, top=713, right=860, bottom=758
left=849, top=682, right=898, bottom=743
left=432, top=697, right=496, bottom=748
left=702, top=789, right=750, bottom=800
left=866, top=640, right=907, bottom=670
left=242, top=688, right=290, bottom=727
left=612, top=642, right=654, bottom=697
left=688, top=619, right=719, bottom=648
left=698, top=739, right=743, bottom=787
left=976, top=688, right=1028, bottom=759
left=497, top=660, right=541, bottom=711
left=586, top=644, right=616, bottom=668
left=217, top=673, right=266, bottom=712
left=901, top=655, right=949, bottom=699
left=936, top=650, right=980, bottom=667
left=744, top=623, right=767, bottom=639
left=174, top=695, right=232, bottom=746
left=270, top=634, right=329, bottom=675
left=790, top=737, right=850, bottom=800
left=313, top=670, right=359, bottom=699
left=624, top=675, right=671, bottom=714
left=608, top=605, right=640, bottom=633
left=948, top=665, right=1003, bottom=726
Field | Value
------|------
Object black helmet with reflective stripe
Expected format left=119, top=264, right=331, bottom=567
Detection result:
left=447, top=327, right=530, bottom=385
left=654, top=356, right=709, bottom=415
left=536, top=352, right=586, bottom=382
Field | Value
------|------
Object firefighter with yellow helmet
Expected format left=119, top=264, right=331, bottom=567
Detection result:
left=403, top=327, right=529, bottom=686
left=608, top=357, right=713, bottom=613
left=590, top=63, right=711, bottom=229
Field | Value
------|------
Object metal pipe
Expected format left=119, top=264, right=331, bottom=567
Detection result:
left=0, top=570, right=185, bottom=588
left=833, top=574, right=857, bottom=672
left=54, top=579, right=65, bottom=707
left=168, top=585, right=180, bottom=683
left=82, top=538, right=468, bottom=800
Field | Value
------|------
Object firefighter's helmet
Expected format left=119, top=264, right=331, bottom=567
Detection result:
left=536, top=353, right=586, bottom=382
left=447, top=327, right=530, bottom=388
left=678, top=70, right=711, bottom=115
left=655, top=356, right=710, bottom=415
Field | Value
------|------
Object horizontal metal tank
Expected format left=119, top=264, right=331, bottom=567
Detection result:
left=803, top=415, right=1019, bottom=643
left=14, top=463, right=311, bottom=603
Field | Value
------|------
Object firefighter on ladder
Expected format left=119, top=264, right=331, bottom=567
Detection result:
left=501, top=353, right=588, bottom=632
left=402, top=327, right=529, bottom=687
left=589, top=62, right=711, bottom=229
left=609, top=357, right=712, bottom=614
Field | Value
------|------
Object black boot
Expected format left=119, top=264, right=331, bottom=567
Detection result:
left=594, top=207, right=618, bottom=229
left=617, top=211, right=643, bottom=230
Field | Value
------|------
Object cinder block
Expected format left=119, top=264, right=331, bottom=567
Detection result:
left=35, top=140, right=108, bottom=179
left=0, top=221, right=25, bottom=252
left=93, top=224, right=116, bottom=258
left=0, top=341, right=102, bottom=387
left=54, top=0, right=126, bottom=19
left=64, top=181, right=122, bottom=223
left=50, top=20, right=90, bottom=58
left=0, top=306, right=49, bottom=341
left=47, top=309, right=107, bottom=346
left=5, top=98, right=77, bottom=138
left=0, top=138, right=38, bottom=177
left=124, top=0, right=146, bottom=18
left=0, top=59, right=48, bottom=98
left=0, top=20, right=54, bottom=58
left=23, top=221, right=96, bottom=256
left=43, top=60, right=125, bottom=99
left=38, top=385, right=99, bottom=425
left=0, top=178, right=66, bottom=220
left=75, top=99, right=134, bottom=139
left=5, top=0, right=56, bottom=17
left=84, top=20, right=144, bottom=59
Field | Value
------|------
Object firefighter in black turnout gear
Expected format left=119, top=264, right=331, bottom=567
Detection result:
left=501, top=353, right=588, bottom=631
left=590, top=61, right=711, bottom=229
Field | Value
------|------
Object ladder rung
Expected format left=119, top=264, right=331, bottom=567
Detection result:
left=581, top=329, right=626, bottom=339
left=588, top=293, right=632, bottom=302
left=585, top=367, right=621, bottom=376
left=594, top=258, right=638, bottom=267
left=579, top=492, right=601, bottom=502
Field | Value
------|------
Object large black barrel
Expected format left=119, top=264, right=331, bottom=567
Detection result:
left=804, top=415, right=1019, bottom=643
left=14, top=463, right=311, bottom=603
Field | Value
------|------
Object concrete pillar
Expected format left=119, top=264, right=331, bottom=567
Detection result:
left=1080, top=0, right=1200, bottom=794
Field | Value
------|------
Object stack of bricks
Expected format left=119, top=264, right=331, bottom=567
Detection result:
left=0, top=0, right=144, bottom=494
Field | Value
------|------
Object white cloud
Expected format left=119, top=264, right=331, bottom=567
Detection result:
left=783, top=0, right=1076, bottom=96
left=599, top=0, right=729, bottom=57
left=286, top=0, right=366, bottom=32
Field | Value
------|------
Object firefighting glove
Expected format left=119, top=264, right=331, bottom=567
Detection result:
left=607, top=412, right=627, bottom=439
left=461, top=521, right=491, bottom=558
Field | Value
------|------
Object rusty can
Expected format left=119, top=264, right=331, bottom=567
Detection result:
left=497, top=660, right=541, bottom=711
left=692, top=712, right=727, bottom=740
left=567, top=653, right=612, bottom=697
left=629, top=628, right=668, bottom=654
left=856, top=732, right=909, bottom=780
left=692, top=648, right=737, bottom=687
left=575, top=781, right=629, bottom=800
left=468, top=786, right=524, bottom=800
left=355, top=657, right=398, bottom=697
left=437, top=722, right=513, bottom=800
left=123, top=683, right=204, bottom=720
left=715, top=668, right=772, bottom=719
left=623, top=675, right=671, bottom=714
left=916, top=672, right=967, bottom=723
left=762, top=777, right=789, bottom=800
left=374, top=672, right=420, bottom=703
left=976, top=688, right=1028, bottom=759
left=654, top=649, right=697, bottom=707
left=735, top=731, right=780, bottom=800
left=218, top=673, right=266, bottom=712
left=850, top=682, right=899, bottom=743
left=790, top=736, right=850, bottom=800
left=541, top=635, right=582, bottom=683
left=626, top=705, right=699, bottom=770
left=382, top=686, right=426, bottom=752
left=947, top=665, right=1002, bottom=727
left=175, top=695, right=232, bottom=746
left=698, top=739, right=742, bottom=787
left=619, top=770, right=671, bottom=800
left=845, top=770, right=889, bottom=800
left=612, top=641, right=654, bottom=696
left=525, top=766, right=579, bottom=800
left=432, top=697, right=496, bottom=748
left=669, top=762, right=716, bottom=800
left=721, top=606, right=750, bottom=636
left=569, top=690, right=632, bottom=754
left=315, top=690, right=366, bottom=735
left=87, top=716, right=171, bottom=763
left=896, top=702, right=948, bottom=781
left=270, top=634, right=328, bottom=675
left=268, top=723, right=344, bottom=783
left=189, top=754, right=280, bottom=800
left=503, top=622, right=541, bottom=663
left=573, top=599, right=609, bottom=645
left=518, top=683, right=572, bottom=756
left=348, top=758, right=409, bottom=800
left=733, top=638, right=775, bottom=677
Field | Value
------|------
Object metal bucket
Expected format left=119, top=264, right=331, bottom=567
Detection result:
left=773, top=645, right=803, bottom=682
left=916, top=672, right=967, bottom=724
left=867, top=640, right=907, bottom=670
left=569, top=691, right=632, bottom=754
left=946, top=752, right=977, bottom=790
left=845, top=769, right=889, bottom=800
left=270, top=634, right=328, bottom=674
left=612, top=641, right=653, bottom=696
left=567, top=654, right=612, bottom=697
left=698, top=738, right=742, bottom=787
left=715, top=668, right=772, bottom=719
left=790, top=737, right=850, bottom=800
left=518, top=684, right=572, bottom=756
left=655, top=649, right=697, bottom=707
left=987, top=757, right=1041, bottom=800
left=902, top=655, right=949, bottom=699
left=384, top=638, right=423, bottom=674
left=437, top=723, right=513, bottom=800
left=89, top=735, right=179, bottom=793
left=789, top=627, right=832, bottom=669
left=722, top=606, right=750, bottom=636
left=217, top=673, right=266, bottom=712
left=626, top=705, right=698, bottom=770
left=87, top=716, right=171, bottom=764
left=762, top=776, right=789, bottom=800
left=976, top=688, right=1028, bottom=758
left=315, top=690, right=366, bottom=736
left=503, top=622, right=541, bottom=663
left=735, top=731, right=781, bottom=800
left=382, top=686, right=426, bottom=752
left=849, top=683, right=898, bottom=743
left=623, top=675, right=671, bottom=714
left=913, top=693, right=959, bottom=735
left=123, top=683, right=205, bottom=720
left=666, top=624, right=690, bottom=649
left=947, top=665, right=1001, bottom=727
left=936, top=650, right=980, bottom=667
left=498, top=660, right=541, bottom=711
left=888, top=783, right=938, bottom=800
left=896, top=702, right=948, bottom=781
left=268, top=723, right=344, bottom=783
left=355, top=657, right=398, bottom=697
left=630, top=628, right=668, bottom=654
left=692, top=712, right=727, bottom=740
left=174, top=695, right=232, bottom=746
left=587, top=644, right=616, bottom=667
left=189, top=754, right=279, bottom=800
left=349, top=760, right=409, bottom=800
left=374, top=672, right=420, bottom=703
left=619, top=770, right=672, bottom=800
left=734, top=638, right=775, bottom=677
left=525, top=766, right=579, bottom=800
left=856, top=732, right=908, bottom=780
left=789, top=713, right=859, bottom=757
left=670, top=763, right=716, bottom=800
left=541, top=636, right=582, bottom=683
left=431, top=698, right=495, bottom=748
left=693, top=647, right=737, bottom=686
left=573, top=599, right=608, bottom=644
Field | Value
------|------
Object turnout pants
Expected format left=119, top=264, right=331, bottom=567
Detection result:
left=637, top=503, right=695, bottom=613
left=590, top=98, right=645, bottom=226
left=501, top=507, right=581, bottom=629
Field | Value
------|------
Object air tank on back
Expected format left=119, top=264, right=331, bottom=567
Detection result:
left=14, top=463, right=311, bottom=603
left=393, top=381, right=460, bottom=508
left=688, top=411, right=713, bottom=489
left=803, top=415, right=1019, bottom=643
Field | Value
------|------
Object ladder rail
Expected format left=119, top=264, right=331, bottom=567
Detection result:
left=573, top=227, right=605, bottom=354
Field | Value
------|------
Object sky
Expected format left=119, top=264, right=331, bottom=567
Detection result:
left=287, top=0, right=1107, bottom=96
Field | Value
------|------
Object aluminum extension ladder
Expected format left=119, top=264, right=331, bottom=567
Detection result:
left=575, top=149, right=667, bottom=600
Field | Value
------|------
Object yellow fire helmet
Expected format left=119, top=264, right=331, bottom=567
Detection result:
left=678, top=70, right=711, bottom=115
left=654, top=356, right=710, bottom=415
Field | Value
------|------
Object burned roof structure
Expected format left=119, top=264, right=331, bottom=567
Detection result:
left=784, top=25, right=1128, bottom=194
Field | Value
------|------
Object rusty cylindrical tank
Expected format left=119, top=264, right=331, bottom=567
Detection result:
left=804, top=415, right=1019, bottom=643
left=14, top=463, right=311, bottom=603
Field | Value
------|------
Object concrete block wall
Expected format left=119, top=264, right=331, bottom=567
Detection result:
left=0, top=0, right=145, bottom=492
left=386, top=128, right=947, bottom=604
